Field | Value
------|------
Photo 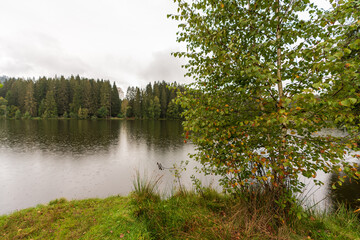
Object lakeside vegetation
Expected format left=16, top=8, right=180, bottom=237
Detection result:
left=0, top=0, right=359, bottom=238
left=0, top=77, right=184, bottom=120
left=1, top=183, right=360, bottom=240
left=170, top=0, right=360, bottom=223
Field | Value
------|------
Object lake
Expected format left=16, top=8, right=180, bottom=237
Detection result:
left=0, top=119, right=214, bottom=215
left=0, top=119, right=359, bottom=215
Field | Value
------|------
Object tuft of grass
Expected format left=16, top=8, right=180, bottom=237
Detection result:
left=131, top=186, right=295, bottom=240
left=291, top=203, right=360, bottom=239
left=131, top=171, right=162, bottom=203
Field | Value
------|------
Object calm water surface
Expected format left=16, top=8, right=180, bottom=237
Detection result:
left=0, top=119, right=214, bottom=215
left=0, top=120, right=359, bottom=215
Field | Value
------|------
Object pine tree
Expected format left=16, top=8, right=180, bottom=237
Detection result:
left=111, top=82, right=121, bottom=117
left=43, top=90, right=57, bottom=118
left=24, top=81, right=37, bottom=117
left=100, top=80, right=111, bottom=117
left=82, top=80, right=92, bottom=114
left=134, top=87, right=142, bottom=118
left=153, top=96, right=161, bottom=119
left=160, top=85, right=167, bottom=118
left=56, top=76, right=70, bottom=116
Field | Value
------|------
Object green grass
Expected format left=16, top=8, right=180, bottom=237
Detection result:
left=292, top=204, right=360, bottom=240
left=0, top=196, right=149, bottom=240
left=1, top=191, right=360, bottom=239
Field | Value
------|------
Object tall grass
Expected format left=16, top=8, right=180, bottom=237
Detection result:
left=131, top=171, right=162, bottom=202
left=1, top=173, right=360, bottom=239
left=131, top=175, right=296, bottom=239
left=130, top=173, right=360, bottom=239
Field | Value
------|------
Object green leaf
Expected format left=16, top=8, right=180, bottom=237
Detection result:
left=340, top=99, right=351, bottom=107
left=344, top=48, right=351, bottom=55
left=349, top=39, right=360, bottom=50
left=349, top=98, right=357, bottom=105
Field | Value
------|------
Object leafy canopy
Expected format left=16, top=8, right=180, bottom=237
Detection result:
left=170, top=0, right=360, bottom=205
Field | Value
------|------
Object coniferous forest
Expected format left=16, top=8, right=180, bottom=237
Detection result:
left=0, top=76, right=184, bottom=119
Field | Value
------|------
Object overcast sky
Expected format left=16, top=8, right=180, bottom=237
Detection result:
left=0, top=0, right=331, bottom=91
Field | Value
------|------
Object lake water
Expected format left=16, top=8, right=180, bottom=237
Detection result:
left=0, top=119, right=215, bottom=215
left=0, top=120, right=359, bottom=215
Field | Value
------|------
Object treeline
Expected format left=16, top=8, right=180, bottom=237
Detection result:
left=0, top=76, right=184, bottom=119
left=0, top=76, right=120, bottom=119
left=122, top=81, right=184, bottom=119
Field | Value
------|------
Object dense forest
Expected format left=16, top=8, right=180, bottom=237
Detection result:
left=0, top=76, right=184, bottom=119
left=123, top=82, right=184, bottom=119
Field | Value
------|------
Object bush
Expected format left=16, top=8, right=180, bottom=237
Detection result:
left=15, top=109, right=22, bottom=119
left=23, top=111, right=31, bottom=119
left=97, top=106, right=108, bottom=118
left=78, top=107, right=89, bottom=119
left=69, top=112, right=77, bottom=119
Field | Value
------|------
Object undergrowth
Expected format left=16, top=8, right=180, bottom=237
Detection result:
left=0, top=175, right=359, bottom=239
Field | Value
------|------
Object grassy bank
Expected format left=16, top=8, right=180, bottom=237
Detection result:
left=1, top=188, right=360, bottom=239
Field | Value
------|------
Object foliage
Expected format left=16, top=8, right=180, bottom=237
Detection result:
left=42, top=90, right=57, bottom=118
left=124, top=81, right=184, bottom=119
left=111, top=82, right=121, bottom=117
left=167, top=100, right=183, bottom=120
left=170, top=0, right=360, bottom=212
left=69, top=111, right=77, bottom=119
left=7, top=105, right=19, bottom=119
left=24, top=81, right=37, bottom=117
left=78, top=107, right=89, bottom=119
left=0, top=97, right=7, bottom=116
left=97, top=106, right=109, bottom=118
left=153, top=96, right=161, bottom=119
left=0, top=76, right=123, bottom=119
left=23, top=111, right=31, bottom=119
left=14, top=109, right=21, bottom=120
left=294, top=203, right=360, bottom=239
left=100, top=80, right=112, bottom=117
left=132, top=186, right=360, bottom=239
left=62, top=111, right=69, bottom=118
left=1, top=191, right=360, bottom=239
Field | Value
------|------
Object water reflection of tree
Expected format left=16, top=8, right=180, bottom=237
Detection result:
left=0, top=119, right=121, bottom=154
left=329, top=167, right=360, bottom=211
left=124, top=120, right=184, bottom=152
left=0, top=119, right=185, bottom=155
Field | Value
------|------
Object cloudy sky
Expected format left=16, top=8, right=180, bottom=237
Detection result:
left=0, top=0, right=331, bottom=91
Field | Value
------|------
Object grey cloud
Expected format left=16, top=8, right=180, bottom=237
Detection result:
left=0, top=32, right=89, bottom=77
left=139, top=49, right=189, bottom=84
